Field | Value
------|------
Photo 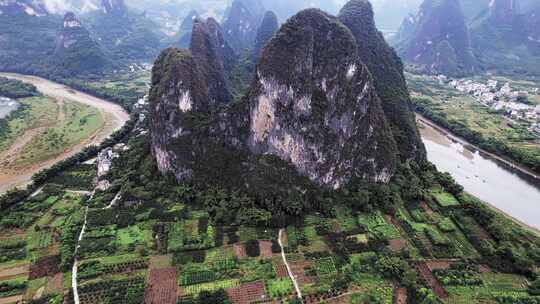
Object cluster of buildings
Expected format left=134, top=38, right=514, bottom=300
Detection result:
left=436, top=76, right=540, bottom=136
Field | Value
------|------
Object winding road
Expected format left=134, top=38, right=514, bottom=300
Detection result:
left=0, top=73, right=129, bottom=193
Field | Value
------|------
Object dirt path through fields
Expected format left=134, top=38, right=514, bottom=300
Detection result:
left=278, top=229, right=302, bottom=299
left=0, top=73, right=129, bottom=193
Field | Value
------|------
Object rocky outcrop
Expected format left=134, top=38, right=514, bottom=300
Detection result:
left=489, top=0, right=520, bottom=25
left=469, top=0, right=540, bottom=74
left=397, top=0, right=476, bottom=76
left=190, top=17, right=234, bottom=104
left=0, top=0, right=47, bottom=16
left=150, top=8, right=400, bottom=190
left=178, top=10, right=199, bottom=48
left=149, top=48, right=212, bottom=181
left=247, top=9, right=397, bottom=188
left=396, top=13, right=417, bottom=43
left=338, top=0, right=425, bottom=162
left=525, top=6, right=540, bottom=54
left=52, top=12, right=109, bottom=74
left=83, top=0, right=162, bottom=61
left=253, top=11, right=278, bottom=59
left=101, top=0, right=126, bottom=16
left=222, top=0, right=261, bottom=52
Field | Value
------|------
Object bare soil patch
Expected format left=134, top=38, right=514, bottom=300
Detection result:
left=0, top=264, right=29, bottom=281
left=388, top=238, right=407, bottom=252
left=29, top=255, right=59, bottom=279
left=0, top=295, right=23, bottom=304
left=259, top=241, right=273, bottom=259
left=394, top=287, right=407, bottom=304
left=425, top=259, right=458, bottom=271
left=414, top=261, right=447, bottom=299
left=226, top=280, right=268, bottom=304
left=234, top=244, right=247, bottom=259
left=149, top=255, right=172, bottom=269
left=274, top=263, right=288, bottom=278
left=144, top=267, right=178, bottom=304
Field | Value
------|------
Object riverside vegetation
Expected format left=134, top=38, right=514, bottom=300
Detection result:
left=1, top=1, right=540, bottom=304
left=409, top=73, right=540, bottom=175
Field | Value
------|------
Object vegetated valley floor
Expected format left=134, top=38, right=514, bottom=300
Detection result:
left=0, top=72, right=539, bottom=304
left=0, top=73, right=131, bottom=193
left=0, top=149, right=538, bottom=304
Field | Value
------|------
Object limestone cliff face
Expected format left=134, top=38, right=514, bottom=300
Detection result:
left=222, top=0, right=261, bottom=52
left=150, top=8, right=401, bottom=190
left=253, top=11, right=279, bottom=59
left=398, top=0, right=476, bottom=76
left=101, top=0, right=126, bottom=17
left=525, top=7, right=540, bottom=54
left=52, top=12, right=109, bottom=74
left=0, top=0, right=47, bottom=16
left=247, top=9, right=397, bottom=188
left=149, top=48, right=211, bottom=181
left=490, top=0, right=520, bottom=25
left=178, top=10, right=199, bottom=48
left=190, top=17, right=234, bottom=104
left=338, top=0, right=425, bottom=163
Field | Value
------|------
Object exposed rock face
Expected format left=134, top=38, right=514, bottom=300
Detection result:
left=0, top=0, right=47, bottom=16
left=53, top=12, right=109, bottom=74
left=490, top=0, right=520, bottom=25
left=398, top=0, right=476, bottom=76
left=236, top=0, right=265, bottom=18
left=149, top=48, right=211, bottom=181
left=247, top=9, right=397, bottom=188
left=178, top=10, right=199, bottom=48
left=84, top=0, right=162, bottom=61
left=396, top=13, right=417, bottom=43
left=469, top=0, right=540, bottom=74
left=338, top=0, right=425, bottom=163
left=204, top=18, right=238, bottom=76
left=101, top=0, right=126, bottom=16
left=525, top=7, right=540, bottom=54
left=150, top=8, right=401, bottom=190
left=190, top=17, right=234, bottom=104
left=253, top=11, right=278, bottom=59
left=222, top=0, right=261, bottom=52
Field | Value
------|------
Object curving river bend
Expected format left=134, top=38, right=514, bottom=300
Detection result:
left=0, top=73, right=129, bottom=194
left=418, top=116, right=540, bottom=231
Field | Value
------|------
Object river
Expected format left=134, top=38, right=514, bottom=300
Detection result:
left=0, top=96, right=19, bottom=119
left=418, top=118, right=540, bottom=231
left=0, top=73, right=129, bottom=194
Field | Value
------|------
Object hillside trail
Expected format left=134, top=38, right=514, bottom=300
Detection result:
left=278, top=228, right=302, bottom=299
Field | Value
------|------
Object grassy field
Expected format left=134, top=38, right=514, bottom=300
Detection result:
left=0, top=95, right=104, bottom=168
left=0, top=96, right=57, bottom=152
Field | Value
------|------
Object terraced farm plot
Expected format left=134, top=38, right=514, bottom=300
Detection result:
left=431, top=189, right=460, bottom=207
left=144, top=268, right=177, bottom=304
left=266, top=278, right=293, bottom=298
left=315, top=257, right=337, bottom=276
left=357, top=211, right=400, bottom=240
left=227, top=280, right=268, bottom=304
left=181, top=279, right=240, bottom=297
left=444, top=273, right=531, bottom=304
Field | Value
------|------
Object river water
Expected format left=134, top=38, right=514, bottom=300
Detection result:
left=419, top=120, right=540, bottom=231
left=0, top=96, right=19, bottom=119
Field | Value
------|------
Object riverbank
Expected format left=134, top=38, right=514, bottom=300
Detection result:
left=417, top=114, right=540, bottom=181
left=0, top=73, right=129, bottom=194
left=418, top=115, right=540, bottom=234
